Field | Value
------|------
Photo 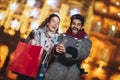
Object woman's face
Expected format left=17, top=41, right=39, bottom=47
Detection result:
left=47, top=16, right=60, bottom=32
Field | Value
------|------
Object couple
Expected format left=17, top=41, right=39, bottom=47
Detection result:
left=17, top=13, right=92, bottom=80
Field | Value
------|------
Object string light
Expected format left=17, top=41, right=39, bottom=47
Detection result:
left=46, top=0, right=58, bottom=9
left=10, top=2, right=18, bottom=11
left=70, top=8, right=80, bottom=16
left=10, top=19, right=19, bottom=29
left=29, top=8, right=39, bottom=19
left=27, top=0, right=36, bottom=7
left=30, top=21, right=39, bottom=30
left=0, top=13, right=4, bottom=20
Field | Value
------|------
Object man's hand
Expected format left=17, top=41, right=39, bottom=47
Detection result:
left=56, top=44, right=66, bottom=53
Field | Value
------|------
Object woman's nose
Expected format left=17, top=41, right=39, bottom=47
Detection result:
left=54, top=23, right=58, bottom=27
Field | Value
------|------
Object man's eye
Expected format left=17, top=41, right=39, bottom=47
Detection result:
left=72, top=23, right=75, bottom=25
left=77, top=23, right=81, bottom=26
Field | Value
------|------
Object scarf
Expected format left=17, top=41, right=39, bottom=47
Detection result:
left=66, top=28, right=86, bottom=39
left=44, top=26, right=57, bottom=39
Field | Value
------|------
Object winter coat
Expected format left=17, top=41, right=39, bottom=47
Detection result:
left=44, top=33, right=92, bottom=80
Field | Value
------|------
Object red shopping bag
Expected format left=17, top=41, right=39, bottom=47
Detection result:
left=8, top=41, right=43, bottom=78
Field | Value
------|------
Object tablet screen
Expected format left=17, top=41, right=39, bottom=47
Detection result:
left=60, top=35, right=77, bottom=48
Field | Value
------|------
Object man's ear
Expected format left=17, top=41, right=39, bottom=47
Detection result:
left=81, top=26, right=84, bottom=29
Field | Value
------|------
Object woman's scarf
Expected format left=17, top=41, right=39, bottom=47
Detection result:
left=44, top=26, right=57, bottom=39
left=41, top=26, right=59, bottom=52
left=66, top=28, right=86, bottom=39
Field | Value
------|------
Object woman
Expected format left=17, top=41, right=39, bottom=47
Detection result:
left=17, top=13, right=60, bottom=80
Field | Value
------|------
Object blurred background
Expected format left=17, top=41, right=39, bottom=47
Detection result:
left=0, top=0, right=120, bottom=80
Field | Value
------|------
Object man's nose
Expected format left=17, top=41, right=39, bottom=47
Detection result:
left=74, top=24, right=78, bottom=27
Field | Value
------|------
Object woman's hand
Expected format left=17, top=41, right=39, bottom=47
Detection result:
left=56, top=44, right=66, bottom=54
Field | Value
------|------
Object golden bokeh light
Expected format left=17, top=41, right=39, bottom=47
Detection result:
left=0, top=45, right=9, bottom=68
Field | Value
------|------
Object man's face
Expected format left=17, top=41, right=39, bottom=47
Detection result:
left=71, top=19, right=82, bottom=34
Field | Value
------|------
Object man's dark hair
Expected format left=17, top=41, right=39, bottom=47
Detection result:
left=70, top=14, right=85, bottom=26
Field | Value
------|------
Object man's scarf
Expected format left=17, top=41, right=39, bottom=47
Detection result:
left=66, top=28, right=86, bottom=39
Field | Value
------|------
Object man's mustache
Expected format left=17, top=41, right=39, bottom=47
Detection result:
left=72, top=27, right=79, bottom=31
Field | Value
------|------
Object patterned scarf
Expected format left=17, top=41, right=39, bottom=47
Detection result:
left=66, top=28, right=86, bottom=39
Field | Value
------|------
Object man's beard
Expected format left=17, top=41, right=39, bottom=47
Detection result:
left=71, top=27, right=79, bottom=34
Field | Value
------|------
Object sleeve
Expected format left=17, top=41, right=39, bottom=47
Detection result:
left=53, top=34, right=63, bottom=56
left=24, top=31, right=34, bottom=43
left=66, top=47, right=78, bottom=58
left=76, top=38, right=92, bottom=60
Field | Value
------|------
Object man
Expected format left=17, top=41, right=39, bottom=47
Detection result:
left=44, top=14, right=92, bottom=80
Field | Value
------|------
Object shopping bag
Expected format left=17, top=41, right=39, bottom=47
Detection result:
left=8, top=41, right=43, bottom=78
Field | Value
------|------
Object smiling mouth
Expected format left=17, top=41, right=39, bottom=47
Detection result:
left=72, top=27, right=78, bottom=31
left=52, top=26, right=57, bottom=29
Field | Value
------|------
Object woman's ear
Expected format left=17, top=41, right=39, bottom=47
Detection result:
left=47, top=22, right=49, bottom=26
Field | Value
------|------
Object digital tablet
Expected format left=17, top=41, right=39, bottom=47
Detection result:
left=60, top=34, right=77, bottom=48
